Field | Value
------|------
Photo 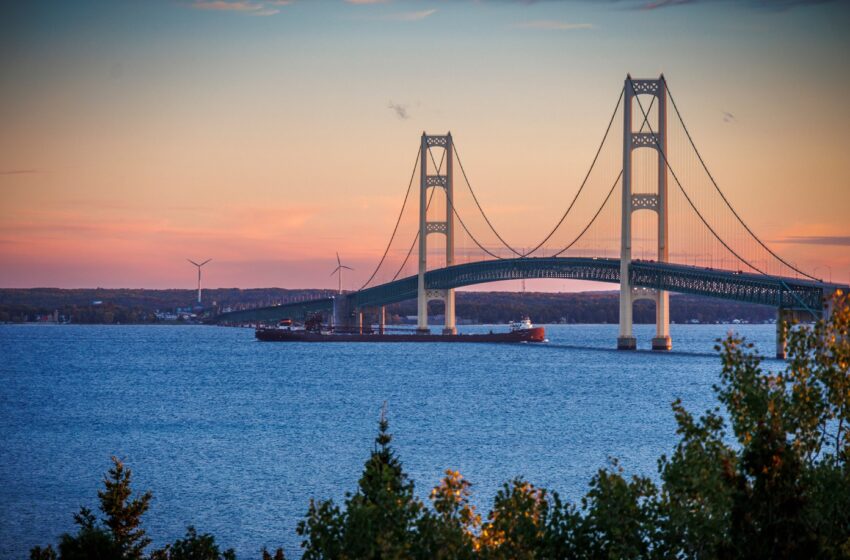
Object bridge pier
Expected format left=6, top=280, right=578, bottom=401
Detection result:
left=652, top=291, right=671, bottom=350
left=379, top=306, right=385, bottom=335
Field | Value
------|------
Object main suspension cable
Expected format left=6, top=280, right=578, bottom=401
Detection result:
left=427, top=148, right=505, bottom=260
left=546, top=89, right=656, bottom=257
left=551, top=171, right=622, bottom=256
left=629, top=77, right=769, bottom=277
left=664, top=82, right=817, bottom=281
left=389, top=148, right=445, bottom=281
left=522, top=86, right=625, bottom=256
left=359, top=148, right=421, bottom=290
left=451, top=144, right=523, bottom=256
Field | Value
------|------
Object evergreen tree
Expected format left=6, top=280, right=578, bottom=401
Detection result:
left=98, top=456, right=153, bottom=559
left=150, top=526, right=236, bottom=560
left=298, top=405, right=424, bottom=559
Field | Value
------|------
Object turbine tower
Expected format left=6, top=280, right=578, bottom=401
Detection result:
left=330, top=252, right=353, bottom=294
left=187, top=258, right=212, bottom=304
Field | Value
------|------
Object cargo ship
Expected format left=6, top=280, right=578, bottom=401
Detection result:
left=255, top=317, right=545, bottom=343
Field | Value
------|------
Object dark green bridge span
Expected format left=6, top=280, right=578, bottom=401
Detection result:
left=210, top=257, right=843, bottom=324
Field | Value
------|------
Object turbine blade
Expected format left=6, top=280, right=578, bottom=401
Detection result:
left=330, top=267, right=341, bottom=276
left=200, top=258, right=212, bottom=266
left=341, top=265, right=353, bottom=270
left=336, top=252, right=341, bottom=266
left=188, top=259, right=200, bottom=266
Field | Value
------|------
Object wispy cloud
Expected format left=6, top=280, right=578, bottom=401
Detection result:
left=189, top=0, right=291, bottom=16
left=775, top=235, right=850, bottom=246
left=350, top=8, right=437, bottom=21
left=0, top=169, right=38, bottom=175
left=494, top=0, right=837, bottom=12
left=514, top=20, right=594, bottom=31
left=345, top=0, right=390, bottom=4
left=615, top=0, right=837, bottom=12
left=382, top=9, right=437, bottom=21
left=387, top=101, right=410, bottom=120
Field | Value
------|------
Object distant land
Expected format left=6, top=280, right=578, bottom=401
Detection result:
left=0, top=288, right=777, bottom=325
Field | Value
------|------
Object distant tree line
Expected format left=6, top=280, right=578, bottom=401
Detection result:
left=0, top=288, right=335, bottom=324
left=29, top=294, right=850, bottom=559
left=2, top=289, right=777, bottom=325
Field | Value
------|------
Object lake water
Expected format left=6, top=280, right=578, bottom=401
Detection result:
left=0, top=323, right=781, bottom=558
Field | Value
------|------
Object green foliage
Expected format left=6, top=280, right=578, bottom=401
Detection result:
left=151, top=526, right=236, bottom=560
left=29, top=545, right=58, bottom=560
left=297, top=409, right=424, bottom=559
left=260, top=547, right=286, bottom=560
left=99, top=457, right=153, bottom=559
left=56, top=507, right=123, bottom=560
left=414, top=469, right=479, bottom=560
left=30, top=459, right=151, bottom=560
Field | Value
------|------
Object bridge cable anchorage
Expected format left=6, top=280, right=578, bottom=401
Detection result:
left=664, top=82, right=817, bottom=281
left=522, top=86, right=626, bottom=257
left=359, top=148, right=422, bottom=290
left=629, top=77, right=773, bottom=278
left=547, top=91, right=658, bottom=257
left=390, top=149, right=446, bottom=281
left=426, top=148, right=505, bottom=260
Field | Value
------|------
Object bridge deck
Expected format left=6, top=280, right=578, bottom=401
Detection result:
left=210, top=258, right=844, bottom=324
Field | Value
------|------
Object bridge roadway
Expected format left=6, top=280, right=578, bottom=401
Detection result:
left=210, top=257, right=843, bottom=324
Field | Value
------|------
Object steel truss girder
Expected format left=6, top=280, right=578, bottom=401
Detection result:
left=212, top=258, right=835, bottom=324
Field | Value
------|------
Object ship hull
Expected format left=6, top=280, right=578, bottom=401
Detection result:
left=255, top=327, right=546, bottom=343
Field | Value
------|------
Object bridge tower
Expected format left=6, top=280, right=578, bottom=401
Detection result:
left=618, top=75, right=672, bottom=351
left=417, top=132, right=456, bottom=334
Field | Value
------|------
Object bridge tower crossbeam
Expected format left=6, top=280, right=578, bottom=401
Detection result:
left=417, top=132, right=456, bottom=334
left=619, top=75, right=672, bottom=351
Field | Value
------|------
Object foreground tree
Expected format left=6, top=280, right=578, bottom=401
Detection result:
left=150, top=526, right=237, bottom=560
left=297, top=407, right=424, bottom=559
left=30, top=456, right=151, bottom=560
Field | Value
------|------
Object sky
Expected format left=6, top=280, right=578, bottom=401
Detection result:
left=1, top=0, right=849, bottom=291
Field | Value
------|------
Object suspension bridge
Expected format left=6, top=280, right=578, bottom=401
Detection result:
left=212, top=75, right=846, bottom=358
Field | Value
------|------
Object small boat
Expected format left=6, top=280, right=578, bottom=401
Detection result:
left=255, top=317, right=545, bottom=343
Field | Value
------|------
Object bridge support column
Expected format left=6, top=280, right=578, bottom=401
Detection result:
left=379, top=306, right=385, bottom=335
left=357, top=311, right=363, bottom=335
left=652, top=290, right=671, bottom=350
left=417, top=132, right=456, bottom=335
left=618, top=75, right=636, bottom=351
left=619, top=74, right=670, bottom=351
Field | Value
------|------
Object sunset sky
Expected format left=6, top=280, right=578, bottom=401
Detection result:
left=2, top=0, right=849, bottom=291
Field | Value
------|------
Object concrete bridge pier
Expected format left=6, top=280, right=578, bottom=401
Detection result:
left=652, top=290, right=672, bottom=351
left=379, top=306, right=386, bottom=335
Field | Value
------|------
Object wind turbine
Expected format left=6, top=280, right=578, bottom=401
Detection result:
left=330, top=252, right=353, bottom=294
left=187, top=258, right=212, bottom=304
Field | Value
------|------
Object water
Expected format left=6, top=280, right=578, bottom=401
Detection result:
left=0, top=323, right=780, bottom=558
